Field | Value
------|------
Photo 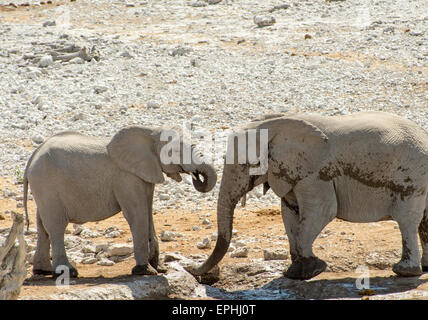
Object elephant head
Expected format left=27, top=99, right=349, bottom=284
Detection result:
left=107, top=126, right=217, bottom=192
left=191, top=115, right=328, bottom=275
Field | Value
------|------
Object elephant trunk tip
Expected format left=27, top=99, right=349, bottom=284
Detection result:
left=187, top=234, right=231, bottom=276
left=185, top=264, right=206, bottom=277
left=191, top=164, right=217, bottom=193
left=192, top=171, right=209, bottom=193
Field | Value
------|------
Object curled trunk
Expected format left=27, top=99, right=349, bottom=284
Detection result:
left=191, top=163, right=217, bottom=193
left=182, top=149, right=217, bottom=193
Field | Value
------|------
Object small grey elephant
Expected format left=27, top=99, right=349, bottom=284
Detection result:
left=191, top=111, right=428, bottom=280
left=23, top=126, right=217, bottom=278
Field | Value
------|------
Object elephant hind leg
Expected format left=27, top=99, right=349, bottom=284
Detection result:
left=418, top=208, right=428, bottom=272
left=33, top=210, right=53, bottom=275
left=392, top=199, right=425, bottom=277
left=37, top=199, right=78, bottom=278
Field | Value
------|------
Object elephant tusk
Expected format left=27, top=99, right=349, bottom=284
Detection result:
left=263, top=182, right=270, bottom=195
left=241, top=194, right=247, bottom=207
left=190, top=172, right=199, bottom=181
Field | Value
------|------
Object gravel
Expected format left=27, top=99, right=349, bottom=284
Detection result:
left=230, top=246, right=249, bottom=258
left=80, top=228, right=100, bottom=239
left=37, top=55, right=53, bottom=68
left=97, top=258, right=115, bottom=266
left=103, top=226, right=124, bottom=238
left=263, top=248, right=289, bottom=261
left=253, top=15, right=276, bottom=28
left=106, top=243, right=133, bottom=257
left=197, top=237, right=211, bottom=249
left=0, top=0, right=426, bottom=216
left=201, top=218, right=211, bottom=225
left=160, top=230, right=176, bottom=242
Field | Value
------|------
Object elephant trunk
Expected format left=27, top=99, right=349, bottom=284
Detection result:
left=182, top=149, right=217, bottom=193
left=191, top=163, right=217, bottom=193
left=192, top=197, right=237, bottom=275
left=192, top=166, right=245, bottom=275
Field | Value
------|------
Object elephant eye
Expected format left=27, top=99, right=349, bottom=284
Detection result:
left=248, top=161, right=260, bottom=168
left=191, top=145, right=204, bottom=158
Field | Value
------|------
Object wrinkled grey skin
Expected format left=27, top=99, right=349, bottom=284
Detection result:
left=191, top=112, right=428, bottom=280
left=24, top=126, right=217, bottom=278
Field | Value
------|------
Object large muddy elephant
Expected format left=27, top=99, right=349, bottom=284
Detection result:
left=191, top=112, right=428, bottom=280
left=24, top=126, right=217, bottom=278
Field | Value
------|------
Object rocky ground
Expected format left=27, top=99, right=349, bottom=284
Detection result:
left=0, top=0, right=427, bottom=299
left=1, top=176, right=428, bottom=300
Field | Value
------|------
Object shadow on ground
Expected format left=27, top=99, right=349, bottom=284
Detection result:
left=204, top=274, right=428, bottom=300
left=24, top=274, right=147, bottom=287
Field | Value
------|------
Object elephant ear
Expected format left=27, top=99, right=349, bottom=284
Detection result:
left=107, top=126, right=165, bottom=184
left=260, top=116, right=329, bottom=197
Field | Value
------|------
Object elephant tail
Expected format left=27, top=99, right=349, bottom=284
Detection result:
left=23, top=143, right=43, bottom=232
left=23, top=174, right=29, bottom=232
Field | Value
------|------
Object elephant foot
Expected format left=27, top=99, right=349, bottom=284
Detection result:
left=154, top=263, right=168, bottom=274
left=33, top=268, right=53, bottom=276
left=132, top=264, right=158, bottom=276
left=52, top=267, right=79, bottom=279
left=149, top=255, right=159, bottom=270
left=284, top=256, right=327, bottom=280
left=392, top=261, right=422, bottom=277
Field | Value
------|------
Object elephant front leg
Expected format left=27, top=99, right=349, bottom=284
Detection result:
left=148, top=224, right=160, bottom=269
left=283, top=182, right=336, bottom=280
left=146, top=184, right=166, bottom=273
left=123, top=207, right=158, bottom=276
left=148, top=226, right=167, bottom=273
left=282, top=197, right=327, bottom=280
left=116, top=178, right=158, bottom=276
left=284, top=214, right=329, bottom=281
left=281, top=197, right=299, bottom=262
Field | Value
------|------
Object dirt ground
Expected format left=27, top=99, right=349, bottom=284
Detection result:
left=1, top=176, right=427, bottom=299
left=0, top=1, right=427, bottom=299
